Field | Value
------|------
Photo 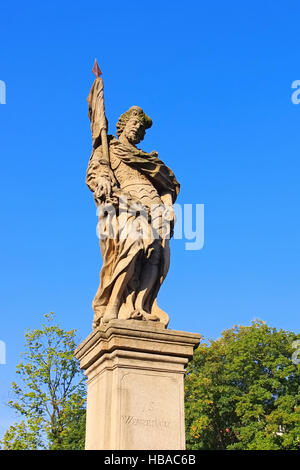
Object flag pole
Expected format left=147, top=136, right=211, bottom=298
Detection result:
left=90, top=59, right=110, bottom=167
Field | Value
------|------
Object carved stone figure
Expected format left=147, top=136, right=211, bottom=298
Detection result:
left=86, top=72, right=179, bottom=329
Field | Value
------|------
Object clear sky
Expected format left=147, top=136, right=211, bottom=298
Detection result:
left=0, top=0, right=300, bottom=437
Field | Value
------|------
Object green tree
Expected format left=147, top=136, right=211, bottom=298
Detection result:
left=185, top=320, right=300, bottom=450
left=0, top=313, right=86, bottom=450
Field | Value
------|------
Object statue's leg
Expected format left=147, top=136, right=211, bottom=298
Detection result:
left=102, top=260, right=136, bottom=323
left=134, top=243, right=161, bottom=318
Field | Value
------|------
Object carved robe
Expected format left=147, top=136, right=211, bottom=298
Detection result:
left=86, top=136, right=180, bottom=327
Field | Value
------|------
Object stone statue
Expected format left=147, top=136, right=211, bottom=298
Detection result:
left=86, top=67, right=180, bottom=329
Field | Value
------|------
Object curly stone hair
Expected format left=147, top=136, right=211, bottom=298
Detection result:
left=116, top=106, right=152, bottom=137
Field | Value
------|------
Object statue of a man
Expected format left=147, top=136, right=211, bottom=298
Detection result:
left=86, top=105, right=180, bottom=328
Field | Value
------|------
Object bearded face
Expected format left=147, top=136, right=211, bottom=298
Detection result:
left=122, top=117, right=146, bottom=144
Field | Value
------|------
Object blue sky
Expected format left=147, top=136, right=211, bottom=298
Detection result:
left=0, top=0, right=300, bottom=437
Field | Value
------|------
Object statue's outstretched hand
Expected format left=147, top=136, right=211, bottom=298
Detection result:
left=94, top=177, right=111, bottom=202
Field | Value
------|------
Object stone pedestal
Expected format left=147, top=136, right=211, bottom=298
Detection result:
left=75, top=320, right=200, bottom=450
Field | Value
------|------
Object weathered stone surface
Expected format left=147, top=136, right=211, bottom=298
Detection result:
left=75, top=320, right=200, bottom=450
left=87, top=77, right=180, bottom=329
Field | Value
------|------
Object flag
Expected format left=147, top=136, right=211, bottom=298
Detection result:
left=87, top=62, right=107, bottom=148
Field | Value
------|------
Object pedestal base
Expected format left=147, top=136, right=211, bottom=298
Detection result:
left=75, top=320, right=200, bottom=450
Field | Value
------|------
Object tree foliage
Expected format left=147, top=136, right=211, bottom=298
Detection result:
left=0, top=313, right=86, bottom=450
left=185, top=320, right=300, bottom=450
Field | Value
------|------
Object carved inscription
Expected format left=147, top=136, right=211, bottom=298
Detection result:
left=120, top=373, right=181, bottom=449
left=122, top=415, right=170, bottom=428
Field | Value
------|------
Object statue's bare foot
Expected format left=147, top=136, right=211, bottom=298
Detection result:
left=130, top=310, right=160, bottom=322
left=102, top=306, right=118, bottom=324
left=142, top=311, right=160, bottom=322
left=129, top=310, right=143, bottom=320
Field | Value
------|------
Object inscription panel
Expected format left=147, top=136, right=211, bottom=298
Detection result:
left=120, top=372, right=182, bottom=449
